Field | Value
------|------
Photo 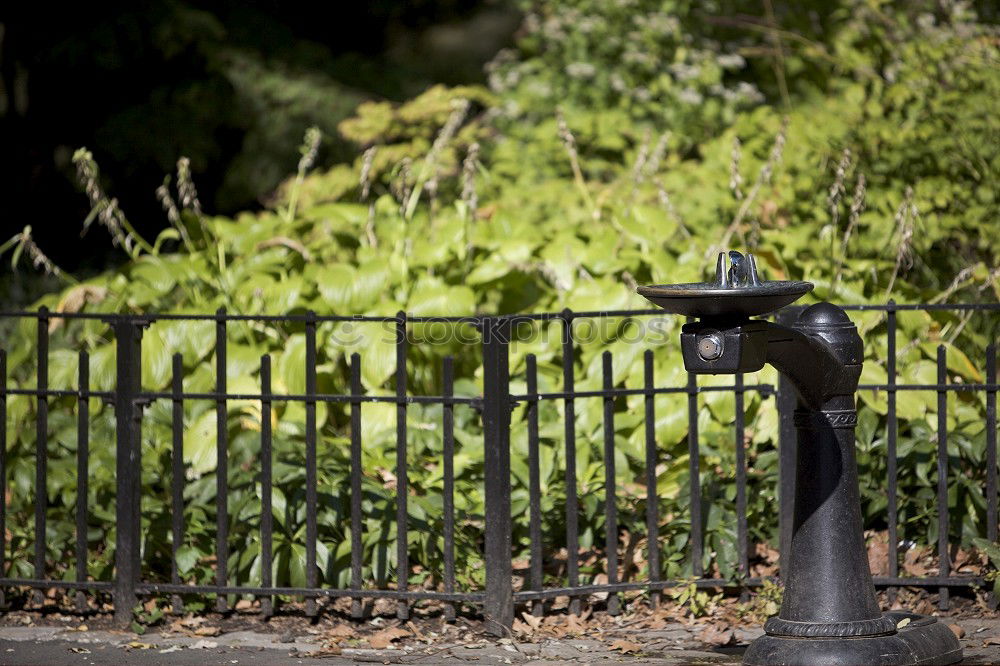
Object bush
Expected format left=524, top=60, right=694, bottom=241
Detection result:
left=2, top=0, right=998, bottom=602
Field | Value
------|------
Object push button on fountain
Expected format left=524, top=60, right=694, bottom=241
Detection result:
left=697, top=332, right=724, bottom=360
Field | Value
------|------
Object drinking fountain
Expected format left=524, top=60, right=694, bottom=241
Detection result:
left=638, top=251, right=962, bottom=666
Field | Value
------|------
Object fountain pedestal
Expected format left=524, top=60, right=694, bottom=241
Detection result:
left=639, top=252, right=962, bottom=666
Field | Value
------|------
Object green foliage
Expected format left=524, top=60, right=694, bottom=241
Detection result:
left=737, top=578, right=783, bottom=623
left=669, top=578, right=721, bottom=618
left=2, top=0, right=999, bottom=606
left=488, top=0, right=765, bottom=151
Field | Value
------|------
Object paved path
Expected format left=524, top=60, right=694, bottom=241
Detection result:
left=1, top=618, right=998, bottom=665
left=0, top=627, right=741, bottom=665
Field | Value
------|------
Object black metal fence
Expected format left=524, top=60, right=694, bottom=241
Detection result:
left=0, top=303, right=996, bottom=633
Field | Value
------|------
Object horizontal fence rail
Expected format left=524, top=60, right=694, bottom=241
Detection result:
left=0, top=302, right=996, bottom=633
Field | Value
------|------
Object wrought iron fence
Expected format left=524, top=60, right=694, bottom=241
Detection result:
left=0, top=303, right=996, bottom=633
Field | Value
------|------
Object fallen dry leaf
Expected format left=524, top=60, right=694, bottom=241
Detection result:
left=69, top=647, right=91, bottom=654
left=866, top=534, right=890, bottom=576
left=902, top=547, right=932, bottom=577
left=520, top=611, right=542, bottom=631
left=610, top=639, right=642, bottom=654
left=699, top=624, right=737, bottom=647
left=311, top=646, right=343, bottom=657
left=561, top=607, right=592, bottom=636
left=948, top=624, right=965, bottom=639
left=126, top=641, right=155, bottom=650
left=194, top=625, right=221, bottom=637
left=512, top=619, right=532, bottom=636
left=326, top=624, right=357, bottom=638
left=405, top=621, right=426, bottom=640
left=368, top=627, right=410, bottom=649
left=983, top=637, right=1000, bottom=646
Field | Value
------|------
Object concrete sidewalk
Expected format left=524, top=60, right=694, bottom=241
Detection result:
left=0, top=625, right=742, bottom=665
left=1, top=618, right=998, bottom=665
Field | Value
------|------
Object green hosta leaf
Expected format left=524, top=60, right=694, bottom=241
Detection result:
left=351, top=263, right=390, bottom=312
left=655, top=395, right=688, bottom=448
left=175, top=545, right=200, bottom=575
left=157, top=318, right=214, bottom=366
left=859, top=362, right=888, bottom=415
left=362, top=401, right=396, bottom=443
left=919, top=342, right=982, bottom=382
left=276, top=334, right=307, bottom=394
left=316, top=265, right=355, bottom=311
left=130, top=258, right=177, bottom=296
left=184, top=409, right=218, bottom=477
left=466, top=254, right=511, bottom=285
left=49, top=349, right=80, bottom=391
left=141, top=326, right=172, bottom=391
left=346, top=328, right=397, bottom=390
left=88, top=344, right=117, bottom=392
left=408, top=279, right=475, bottom=317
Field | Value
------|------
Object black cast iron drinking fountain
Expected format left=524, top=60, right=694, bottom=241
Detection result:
left=638, top=251, right=962, bottom=666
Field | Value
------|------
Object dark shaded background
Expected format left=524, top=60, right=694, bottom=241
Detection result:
left=0, top=1, right=518, bottom=284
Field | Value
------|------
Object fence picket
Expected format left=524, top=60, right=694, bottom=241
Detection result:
left=34, top=308, right=49, bottom=603
left=395, top=312, right=409, bottom=620
left=305, top=312, right=318, bottom=618
left=643, top=350, right=660, bottom=607
left=349, top=353, right=363, bottom=619
left=561, top=309, right=581, bottom=615
left=526, top=354, right=543, bottom=616
left=75, top=350, right=89, bottom=612
left=170, top=353, right=184, bottom=614
left=735, top=372, right=748, bottom=596
left=260, top=354, right=274, bottom=618
left=215, top=308, right=229, bottom=612
left=443, top=355, right=456, bottom=622
left=687, top=371, right=703, bottom=577
left=937, top=345, right=950, bottom=610
left=602, top=352, right=620, bottom=615
left=887, top=304, right=899, bottom=600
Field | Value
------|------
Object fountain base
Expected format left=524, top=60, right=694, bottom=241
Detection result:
left=743, top=612, right=962, bottom=666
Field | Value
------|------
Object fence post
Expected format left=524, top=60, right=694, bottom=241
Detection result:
left=113, top=319, right=144, bottom=627
left=776, top=308, right=797, bottom=574
left=482, top=316, right=513, bottom=636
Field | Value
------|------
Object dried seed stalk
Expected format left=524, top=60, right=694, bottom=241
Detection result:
left=642, top=132, right=670, bottom=180
left=403, top=99, right=469, bottom=219
left=1, top=226, right=75, bottom=283
left=556, top=109, right=599, bottom=220
left=73, top=148, right=152, bottom=255
left=176, top=157, right=203, bottom=218
left=284, top=126, right=322, bottom=222
left=156, top=176, right=195, bottom=253
left=831, top=172, right=866, bottom=295
left=359, top=146, right=377, bottom=202
left=827, top=148, right=852, bottom=228
left=461, top=142, right=480, bottom=218
left=729, top=136, right=744, bottom=201
left=630, top=128, right=653, bottom=187
left=885, top=186, right=917, bottom=296
left=713, top=117, right=788, bottom=257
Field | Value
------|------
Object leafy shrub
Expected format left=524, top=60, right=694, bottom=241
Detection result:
left=2, top=0, right=998, bottom=604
